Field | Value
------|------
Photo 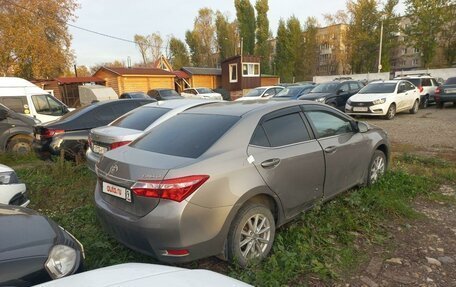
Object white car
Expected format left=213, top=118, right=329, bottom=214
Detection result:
left=394, top=75, right=440, bottom=108
left=345, top=80, right=421, bottom=120
left=33, top=263, right=252, bottom=287
left=181, top=88, right=223, bottom=100
left=235, top=86, right=285, bottom=101
left=0, top=164, right=28, bottom=206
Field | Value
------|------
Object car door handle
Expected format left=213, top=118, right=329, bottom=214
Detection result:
left=261, top=158, right=280, bottom=168
left=324, top=146, right=337, bottom=154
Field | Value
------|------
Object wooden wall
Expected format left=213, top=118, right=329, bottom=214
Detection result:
left=261, top=76, right=280, bottom=87
left=190, top=75, right=221, bottom=89
left=94, top=70, right=120, bottom=95
left=119, top=76, right=174, bottom=94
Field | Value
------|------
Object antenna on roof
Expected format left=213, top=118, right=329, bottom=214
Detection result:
left=127, top=56, right=131, bottom=68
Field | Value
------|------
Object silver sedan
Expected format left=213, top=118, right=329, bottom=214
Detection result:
left=94, top=100, right=390, bottom=267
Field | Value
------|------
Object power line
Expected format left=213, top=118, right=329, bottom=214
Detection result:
left=3, top=0, right=166, bottom=49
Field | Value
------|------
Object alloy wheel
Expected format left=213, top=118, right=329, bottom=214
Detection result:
left=370, top=155, right=385, bottom=183
left=239, top=214, right=271, bottom=259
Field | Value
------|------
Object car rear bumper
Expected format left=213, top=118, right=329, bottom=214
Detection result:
left=94, top=181, right=231, bottom=263
left=436, top=94, right=456, bottom=102
left=86, top=149, right=100, bottom=173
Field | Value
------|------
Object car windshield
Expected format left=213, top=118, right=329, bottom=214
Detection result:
left=127, top=93, right=148, bottom=99
left=132, top=113, right=239, bottom=158
left=161, top=89, right=182, bottom=98
left=310, top=83, right=339, bottom=93
left=196, top=88, right=212, bottom=94
left=445, top=77, right=456, bottom=85
left=245, top=88, right=266, bottom=97
left=274, top=87, right=304, bottom=98
left=359, top=83, right=397, bottom=94
left=110, top=106, right=171, bottom=131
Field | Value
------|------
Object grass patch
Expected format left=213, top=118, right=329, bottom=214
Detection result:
left=5, top=152, right=455, bottom=286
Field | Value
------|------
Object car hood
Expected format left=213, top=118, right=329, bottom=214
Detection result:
left=91, top=126, right=143, bottom=144
left=235, top=96, right=264, bottom=101
left=0, top=164, right=14, bottom=173
left=349, top=93, right=392, bottom=102
left=300, top=92, right=334, bottom=100
left=33, top=263, right=252, bottom=287
left=0, top=204, right=58, bottom=260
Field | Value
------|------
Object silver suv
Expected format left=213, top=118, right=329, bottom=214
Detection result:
left=94, top=101, right=390, bottom=266
left=394, top=74, right=439, bottom=108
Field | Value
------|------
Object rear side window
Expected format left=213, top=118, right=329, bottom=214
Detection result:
left=250, top=125, right=270, bottom=147
left=445, top=77, right=456, bottom=85
left=262, top=113, right=311, bottom=147
left=407, top=79, right=421, bottom=87
left=421, top=78, right=431, bottom=86
left=111, top=107, right=171, bottom=131
left=132, top=114, right=239, bottom=158
left=349, top=83, right=359, bottom=91
left=0, top=96, right=27, bottom=113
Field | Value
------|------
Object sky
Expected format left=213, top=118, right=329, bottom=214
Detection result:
left=69, top=0, right=405, bottom=67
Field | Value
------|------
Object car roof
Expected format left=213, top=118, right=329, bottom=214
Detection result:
left=141, top=99, right=218, bottom=109
left=151, top=88, right=174, bottom=91
left=369, top=80, right=401, bottom=84
left=254, top=86, right=284, bottom=89
left=183, top=100, right=316, bottom=117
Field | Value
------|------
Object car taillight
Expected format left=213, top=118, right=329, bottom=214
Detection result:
left=41, top=128, right=65, bottom=139
left=435, top=87, right=441, bottom=94
left=418, top=85, right=424, bottom=93
left=110, top=141, right=131, bottom=150
left=131, top=175, right=209, bottom=202
left=163, top=249, right=190, bottom=256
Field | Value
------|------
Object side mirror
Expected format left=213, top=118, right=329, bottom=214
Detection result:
left=263, top=93, right=271, bottom=97
left=357, top=121, right=369, bottom=133
left=337, top=89, right=348, bottom=95
left=0, top=109, right=8, bottom=120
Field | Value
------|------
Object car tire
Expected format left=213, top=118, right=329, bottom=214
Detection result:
left=7, top=135, right=32, bottom=155
left=420, top=95, right=429, bottom=109
left=409, top=100, right=419, bottom=114
left=367, top=150, right=386, bottom=185
left=384, top=104, right=396, bottom=120
left=227, top=202, right=275, bottom=267
left=436, top=101, right=444, bottom=109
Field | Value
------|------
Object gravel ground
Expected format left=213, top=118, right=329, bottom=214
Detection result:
left=358, top=105, right=456, bottom=150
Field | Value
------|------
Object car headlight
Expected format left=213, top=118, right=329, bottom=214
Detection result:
left=346, top=99, right=352, bottom=105
left=0, top=171, right=19, bottom=184
left=45, top=245, right=77, bottom=279
left=373, top=98, right=386, bottom=105
left=315, top=97, right=326, bottom=103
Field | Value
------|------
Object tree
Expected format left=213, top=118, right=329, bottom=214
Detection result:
left=346, top=0, right=381, bottom=73
left=89, top=60, right=125, bottom=75
left=302, top=17, right=319, bottom=80
left=440, top=4, right=456, bottom=65
left=379, top=0, right=400, bottom=72
left=287, top=17, right=305, bottom=81
left=134, top=34, right=150, bottom=65
left=185, top=8, right=217, bottom=67
left=323, top=10, right=349, bottom=25
left=185, top=30, right=202, bottom=66
left=215, top=12, right=238, bottom=62
left=235, top=0, right=256, bottom=55
left=63, top=65, right=91, bottom=77
left=403, top=0, right=453, bottom=67
left=149, top=33, right=163, bottom=63
left=274, top=20, right=293, bottom=82
left=255, top=0, right=271, bottom=74
left=168, top=37, right=190, bottom=69
left=0, top=0, right=78, bottom=79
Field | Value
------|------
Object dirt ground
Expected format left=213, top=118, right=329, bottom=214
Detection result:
left=334, top=106, right=456, bottom=287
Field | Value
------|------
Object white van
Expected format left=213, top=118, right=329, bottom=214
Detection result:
left=0, top=77, right=71, bottom=123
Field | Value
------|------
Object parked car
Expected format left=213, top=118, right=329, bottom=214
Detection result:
left=147, top=89, right=184, bottom=101
left=33, top=99, right=154, bottom=160
left=95, top=100, right=389, bottom=267
left=0, top=104, right=36, bottom=154
left=181, top=88, right=223, bottom=100
left=86, top=99, right=218, bottom=172
left=272, top=84, right=316, bottom=100
left=32, top=263, right=252, bottom=287
left=0, top=164, right=28, bottom=207
left=0, top=204, right=84, bottom=286
left=119, top=91, right=149, bottom=99
left=346, top=80, right=420, bottom=120
left=298, top=80, right=363, bottom=111
left=0, top=77, right=71, bottom=123
left=435, top=77, right=456, bottom=108
left=394, top=75, right=439, bottom=108
left=235, top=86, right=285, bottom=101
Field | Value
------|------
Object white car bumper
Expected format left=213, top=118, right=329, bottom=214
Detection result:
left=345, top=103, right=388, bottom=116
left=0, top=183, right=29, bottom=207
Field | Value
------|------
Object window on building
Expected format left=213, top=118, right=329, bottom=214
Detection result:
left=412, top=59, right=418, bottom=66
left=229, top=64, right=238, bottom=83
left=242, top=63, right=260, bottom=77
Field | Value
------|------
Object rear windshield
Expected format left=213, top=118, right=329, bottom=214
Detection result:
left=359, top=83, right=397, bottom=94
left=406, top=79, right=420, bottom=86
left=111, top=106, right=171, bottom=131
left=161, top=90, right=181, bottom=98
left=132, top=113, right=239, bottom=158
left=274, top=87, right=303, bottom=98
left=310, top=83, right=339, bottom=93
left=196, top=88, right=212, bottom=94
left=245, top=88, right=266, bottom=97
left=445, top=77, right=456, bottom=85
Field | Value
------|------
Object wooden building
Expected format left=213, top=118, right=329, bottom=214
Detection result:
left=221, top=55, right=262, bottom=99
left=93, top=67, right=175, bottom=95
left=181, top=67, right=222, bottom=89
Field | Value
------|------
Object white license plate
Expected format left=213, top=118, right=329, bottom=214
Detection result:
left=93, top=144, right=108, bottom=154
left=102, top=182, right=131, bottom=202
left=445, top=88, right=456, bottom=93
left=353, top=107, right=368, bottom=112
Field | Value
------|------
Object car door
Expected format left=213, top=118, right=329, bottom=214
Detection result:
left=247, top=106, right=325, bottom=218
left=396, top=81, right=409, bottom=111
left=404, top=81, right=418, bottom=109
left=302, top=105, right=371, bottom=199
left=0, top=107, right=11, bottom=147
left=335, top=83, right=350, bottom=109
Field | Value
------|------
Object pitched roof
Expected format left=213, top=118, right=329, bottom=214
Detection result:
left=172, top=70, right=190, bottom=79
left=99, top=67, right=175, bottom=76
left=55, top=77, right=105, bottom=84
left=181, top=67, right=221, bottom=76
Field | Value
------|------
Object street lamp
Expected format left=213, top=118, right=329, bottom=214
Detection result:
left=378, top=17, right=385, bottom=73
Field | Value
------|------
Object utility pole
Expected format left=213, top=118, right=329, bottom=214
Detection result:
left=378, top=19, right=384, bottom=73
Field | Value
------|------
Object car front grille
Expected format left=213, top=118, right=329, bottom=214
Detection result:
left=350, top=101, right=375, bottom=107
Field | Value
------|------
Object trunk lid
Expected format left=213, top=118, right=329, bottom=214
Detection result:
left=89, top=126, right=142, bottom=154
left=96, top=146, right=195, bottom=217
